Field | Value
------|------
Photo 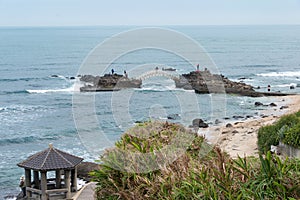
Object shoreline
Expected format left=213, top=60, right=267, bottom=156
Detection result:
left=201, top=94, right=300, bottom=158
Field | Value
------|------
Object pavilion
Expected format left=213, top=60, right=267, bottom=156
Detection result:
left=17, top=144, right=83, bottom=200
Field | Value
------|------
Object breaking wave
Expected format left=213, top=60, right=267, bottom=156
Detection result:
left=257, top=71, right=300, bottom=77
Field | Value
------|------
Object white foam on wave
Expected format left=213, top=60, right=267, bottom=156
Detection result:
left=26, top=82, right=83, bottom=94
left=257, top=71, right=300, bottom=77
left=136, top=86, right=186, bottom=92
left=275, top=83, right=297, bottom=88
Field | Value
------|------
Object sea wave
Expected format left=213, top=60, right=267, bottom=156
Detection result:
left=26, top=83, right=81, bottom=93
left=275, top=83, right=297, bottom=88
left=0, top=135, right=58, bottom=145
left=135, top=86, right=185, bottom=92
left=1, top=90, right=29, bottom=95
left=0, top=105, right=45, bottom=113
left=0, top=75, right=77, bottom=83
left=257, top=71, right=300, bottom=77
left=0, top=77, right=49, bottom=82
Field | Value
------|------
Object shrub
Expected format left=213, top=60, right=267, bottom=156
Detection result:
left=257, top=125, right=280, bottom=153
left=275, top=114, right=300, bottom=129
left=92, top=121, right=300, bottom=200
left=257, top=112, right=300, bottom=153
left=283, top=123, right=300, bottom=147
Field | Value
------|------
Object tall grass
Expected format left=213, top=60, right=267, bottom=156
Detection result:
left=92, top=121, right=300, bottom=199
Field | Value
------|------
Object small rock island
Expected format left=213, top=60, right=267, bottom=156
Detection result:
left=174, top=70, right=290, bottom=97
left=80, top=74, right=142, bottom=92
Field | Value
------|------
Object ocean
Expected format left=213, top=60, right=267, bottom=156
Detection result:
left=1, top=25, right=300, bottom=198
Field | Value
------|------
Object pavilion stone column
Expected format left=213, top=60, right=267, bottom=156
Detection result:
left=25, top=169, right=31, bottom=197
left=55, top=169, right=61, bottom=188
left=71, top=168, right=78, bottom=192
left=33, top=170, right=39, bottom=189
left=65, top=170, right=71, bottom=199
left=40, top=171, right=47, bottom=200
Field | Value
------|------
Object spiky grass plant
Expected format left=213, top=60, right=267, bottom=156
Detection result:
left=91, top=121, right=300, bottom=200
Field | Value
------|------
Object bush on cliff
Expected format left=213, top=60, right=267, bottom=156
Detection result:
left=91, top=121, right=300, bottom=200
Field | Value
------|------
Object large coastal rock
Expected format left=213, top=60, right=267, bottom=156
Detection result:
left=174, top=71, right=290, bottom=97
left=80, top=74, right=142, bottom=92
left=77, top=162, right=100, bottom=181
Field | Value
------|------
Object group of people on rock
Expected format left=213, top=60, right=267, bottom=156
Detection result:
left=110, top=68, right=128, bottom=78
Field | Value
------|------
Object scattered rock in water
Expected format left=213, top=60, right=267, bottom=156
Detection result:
left=232, top=130, right=239, bottom=134
left=167, top=114, right=181, bottom=120
left=222, top=131, right=228, bottom=134
left=234, top=122, right=242, bottom=125
left=290, top=85, right=295, bottom=89
left=233, top=115, right=244, bottom=119
left=70, top=76, right=75, bottom=80
left=51, top=74, right=59, bottom=78
left=261, top=115, right=269, bottom=118
left=269, top=103, right=277, bottom=107
left=226, top=123, right=233, bottom=128
left=192, top=118, right=209, bottom=128
left=4, top=195, right=17, bottom=200
left=246, top=115, right=253, bottom=119
left=254, top=102, right=264, bottom=106
left=215, top=119, right=222, bottom=125
left=223, top=117, right=230, bottom=120
left=280, top=105, right=289, bottom=110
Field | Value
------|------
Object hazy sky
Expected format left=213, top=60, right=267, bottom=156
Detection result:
left=0, top=0, right=300, bottom=26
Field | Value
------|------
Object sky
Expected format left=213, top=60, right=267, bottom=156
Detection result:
left=0, top=0, right=300, bottom=26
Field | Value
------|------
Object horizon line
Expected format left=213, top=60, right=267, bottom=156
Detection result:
left=0, top=24, right=300, bottom=28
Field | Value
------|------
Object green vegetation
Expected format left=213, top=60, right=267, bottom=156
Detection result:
left=257, top=111, right=300, bottom=153
left=92, top=121, right=300, bottom=199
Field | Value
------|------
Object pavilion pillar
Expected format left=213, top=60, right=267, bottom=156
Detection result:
left=55, top=169, right=61, bottom=188
left=71, top=168, right=78, bottom=192
left=33, top=170, right=39, bottom=189
left=65, top=170, right=71, bottom=199
left=41, top=171, right=47, bottom=200
left=25, top=169, right=31, bottom=197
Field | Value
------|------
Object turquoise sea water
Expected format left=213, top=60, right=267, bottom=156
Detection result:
left=1, top=25, right=300, bottom=198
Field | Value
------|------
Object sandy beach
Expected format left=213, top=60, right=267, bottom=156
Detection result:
left=203, top=95, right=300, bottom=158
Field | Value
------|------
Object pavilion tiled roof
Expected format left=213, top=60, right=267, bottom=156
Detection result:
left=17, top=144, right=83, bottom=171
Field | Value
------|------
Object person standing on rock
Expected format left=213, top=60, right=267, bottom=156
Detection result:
left=124, top=70, right=128, bottom=78
left=19, top=176, right=26, bottom=197
left=111, top=69, right=115, bottom=75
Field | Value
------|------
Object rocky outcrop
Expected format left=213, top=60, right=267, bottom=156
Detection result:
left=174, top=71, right=291, bottom=97
left=77, top=162, right=100, bottom=181
left=80, top=74, right=142, bottom=92
left=192, top=118, right=209, bottom=128
left=167, top=114, right=181, bottom=120
left=255, top=102, right=264, bottom=106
